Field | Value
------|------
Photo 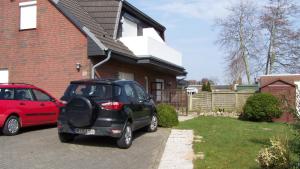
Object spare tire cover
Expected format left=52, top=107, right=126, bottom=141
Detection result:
left=65, top=96, right=96, bottom=128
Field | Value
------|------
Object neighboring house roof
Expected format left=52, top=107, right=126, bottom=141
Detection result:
left=212, top=85, right=231, bottom=90
left=259, top=74, right=300, bottom=87
left=260, top=79, right=296, bottom=89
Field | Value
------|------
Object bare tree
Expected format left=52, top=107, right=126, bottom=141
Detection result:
left=215, top=0, right=260, bottom=84
left=261, top=0, right=300, bottom=74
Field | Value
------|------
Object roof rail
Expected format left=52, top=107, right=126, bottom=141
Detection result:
left=0, top=83, right=33, bottom=86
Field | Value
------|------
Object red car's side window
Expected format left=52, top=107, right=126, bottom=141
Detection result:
left=0, top=88, right=14, bottom=100
left=32, top=89, right=52, bottom=102
left=14, top=89, right=34, bottom=101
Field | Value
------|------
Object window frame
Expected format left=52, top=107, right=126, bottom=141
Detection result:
left=19, top=1, right=37, bottom=30
left=123, top=83, right=136, bottom=101
left=14, top=88, right=34, bottom=101
left=132, top=83, right=147, bottom=102
left=31, top=89, right=52, bottom=102
left=0, top=88, right=15, bottom=100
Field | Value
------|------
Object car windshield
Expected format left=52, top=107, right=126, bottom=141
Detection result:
left=65, top=84, right=113, bottom=100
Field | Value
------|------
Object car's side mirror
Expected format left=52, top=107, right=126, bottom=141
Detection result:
left=147, top=94, right=153, bottom=100
left=50, top=97, right=57, bottom=102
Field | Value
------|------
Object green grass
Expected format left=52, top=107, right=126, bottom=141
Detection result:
left=177, top=116, right=295, bottom=169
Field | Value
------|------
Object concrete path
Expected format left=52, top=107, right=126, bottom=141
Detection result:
left=158, top=129, right=194, bottom=169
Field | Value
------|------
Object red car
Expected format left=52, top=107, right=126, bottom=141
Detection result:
left=0, top=83, right=62, bottom=135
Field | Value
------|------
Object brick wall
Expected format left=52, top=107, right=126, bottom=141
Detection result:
left=94, top=58, right=177, bottom=92
left=0, top=0, right=178, bottom=99
left=0, top=0, right=90, bottom=98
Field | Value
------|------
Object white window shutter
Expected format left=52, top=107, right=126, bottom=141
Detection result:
left=20, top=1, right=37, bottom=30
left=0, top=69, right=9, bottom=83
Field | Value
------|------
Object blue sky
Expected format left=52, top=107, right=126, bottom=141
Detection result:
left=127, top=0, right=243, bottom=83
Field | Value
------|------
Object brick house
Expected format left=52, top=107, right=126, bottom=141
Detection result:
left=259, top=74, right=300, bottom=122
left=0, top=0, right=186, bottom=99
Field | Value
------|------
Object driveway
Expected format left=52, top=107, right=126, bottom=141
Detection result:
left=0, top=126, right=170, bottom=169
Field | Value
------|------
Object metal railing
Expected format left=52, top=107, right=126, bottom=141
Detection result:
left=152, top=89, right=188, bottom=116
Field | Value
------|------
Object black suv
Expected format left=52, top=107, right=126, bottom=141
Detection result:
left=58, top=79, right=158, bottom=148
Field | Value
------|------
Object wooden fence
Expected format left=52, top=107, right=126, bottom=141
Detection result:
left=189, top=91, right=255, bottom=113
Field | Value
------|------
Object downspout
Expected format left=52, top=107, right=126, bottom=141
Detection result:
left=81, top=27, right=111, bottom=79
left=91, top=50, right=112, bottom=79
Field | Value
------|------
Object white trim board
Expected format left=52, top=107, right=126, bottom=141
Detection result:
left=19, top=1, right=37, bottom=7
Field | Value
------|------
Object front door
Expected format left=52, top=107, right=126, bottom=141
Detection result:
left=14, top=88, right=40, bottom=125
left=123, top=83, right=143, bottom=128
left=132, top=83, right=151, bottom=124
left=31, top=89, right=58, bottom=123
left=151, top=79, right=164, bottom=102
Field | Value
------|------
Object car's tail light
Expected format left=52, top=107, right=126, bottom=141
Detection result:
left=100, top=102, right=124, bottom=111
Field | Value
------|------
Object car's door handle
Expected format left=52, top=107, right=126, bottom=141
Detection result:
left=19, top=102, right=25, bottom=106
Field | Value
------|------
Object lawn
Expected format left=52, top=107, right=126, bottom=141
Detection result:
left=177, top=116, right=295, bottom=169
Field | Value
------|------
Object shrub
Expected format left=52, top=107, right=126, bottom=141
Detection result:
left=291, top=121, right=300, bottom=165
left=257, top=137, right=290, bottom=169
left=157, top=104, right=179, bottom=127
left=242, top=93, right=282, bottom=121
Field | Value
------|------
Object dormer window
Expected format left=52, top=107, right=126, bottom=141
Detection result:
left=19, top=1, right=37, bottom=30
left=122, top=17, right=138, bottom=37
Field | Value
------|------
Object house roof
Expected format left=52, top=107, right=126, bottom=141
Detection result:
left=77, top=0, right=121, bottom=38
left=50, top=0, right=186, bottom=75
left=76, top=0, right=166, bottom=38
left=122, top=1, right=166, bottom=33
left=50, top=0, right=134, bottom=56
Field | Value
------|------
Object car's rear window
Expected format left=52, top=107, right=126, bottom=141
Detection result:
left=0, top=88, right=14, bottom=100
left=64, top=84, right=118, bottom=100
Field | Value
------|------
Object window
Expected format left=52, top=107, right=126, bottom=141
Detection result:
left=65, top=84, right=112, bottom=100
left=32, top=89, right=51, bottom=101
left=14, top=89, right=34, bottom=101
left=133, top=84, right=147, bottom=101
left=124, top=84, right=135, bottom=100
left=0, top=88, right=14, bottom=100
left=19, top=1, right=37, bottom=30
left=0, top=69, right=9, bottom=83
left=122, top=17, right=138, bottom=37
left=119, top=72, right=134, bottom=80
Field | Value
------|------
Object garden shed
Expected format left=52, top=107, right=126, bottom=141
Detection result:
left=259, top=74, right=300, bottom=123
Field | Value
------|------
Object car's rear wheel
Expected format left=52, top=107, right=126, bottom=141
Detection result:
left=2, top=116, right=20, bottom=136
left=147, top=114, right=158, bottom=132
left=117, top=123, right=132, bottom=149
left=58, top=133, right=76, bottom=143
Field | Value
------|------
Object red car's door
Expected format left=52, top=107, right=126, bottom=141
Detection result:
left=31, top=89, right=59, bottom=124
left=14, top=88, right=41, bottom=126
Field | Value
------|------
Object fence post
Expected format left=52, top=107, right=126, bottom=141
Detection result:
left=235, top=92, right=238, bottom=111
left=188, top=95, right=192, bottom=112
left=211, top=92, right=214, bottom=112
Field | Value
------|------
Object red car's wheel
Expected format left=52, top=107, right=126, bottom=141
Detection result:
left=2, top=116, right=20, bottom=136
